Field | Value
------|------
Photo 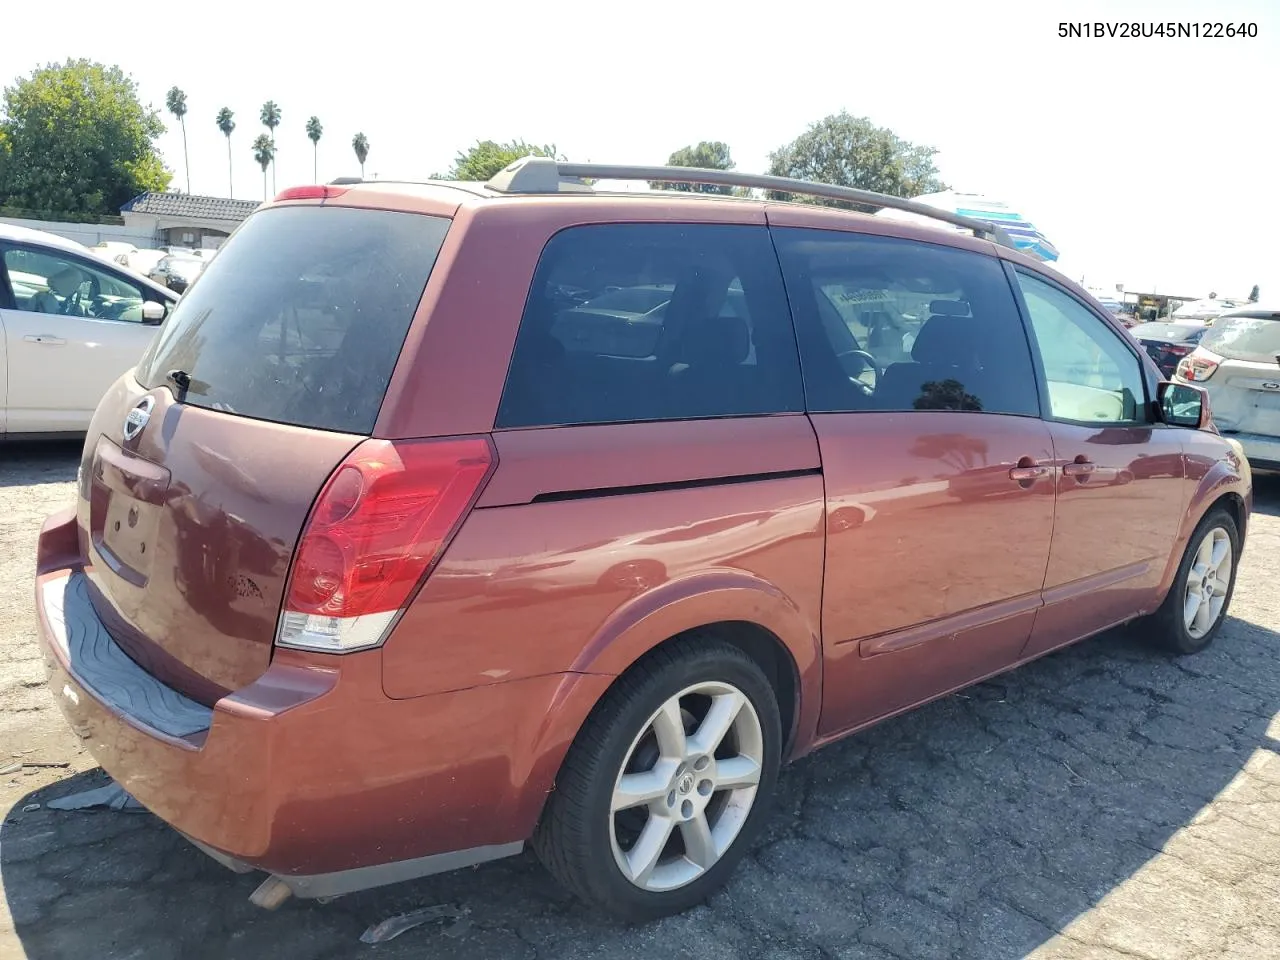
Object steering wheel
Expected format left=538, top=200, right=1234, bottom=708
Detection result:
left=837, top=349, right=880, bottom=395
left=70, top=275, right=102, bottom=317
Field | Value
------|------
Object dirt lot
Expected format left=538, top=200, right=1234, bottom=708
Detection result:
left=2, top=442, right=1279, bottom=960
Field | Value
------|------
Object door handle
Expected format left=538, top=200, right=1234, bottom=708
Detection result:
left=1009, top=456, right=1049, bottom=484
left=23, top=335, right=66, bottom=345
left=1009, top=465, right=1049, bottom=481
left=1062, top=457, right=1096, bottom=477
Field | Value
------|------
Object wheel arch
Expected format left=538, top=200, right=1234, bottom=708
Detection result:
left=508, top=573, right=822, bottom=838
left=1155, top=467, right=1249, bottom=604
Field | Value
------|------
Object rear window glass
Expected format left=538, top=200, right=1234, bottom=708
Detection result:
left=496, top=224, right=804, bottom=428
left=1200, top=313, right=1280, bottom=363
left=136, top=205, right=450, bottom=434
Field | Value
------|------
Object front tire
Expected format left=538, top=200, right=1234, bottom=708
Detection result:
left=532, top=640, right=781, bottom=922
left=1137, top=507, right=1240, bottom=655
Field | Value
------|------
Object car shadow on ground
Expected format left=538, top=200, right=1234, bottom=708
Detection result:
left=0, top=442, right=81, bottom=489
left=4, top=475, right=1279, bottom=960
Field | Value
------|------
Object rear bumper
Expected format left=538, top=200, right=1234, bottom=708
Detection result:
left=35, top=513, right=611, bottom=890
left=1227, top=432, right=1280, bottom=471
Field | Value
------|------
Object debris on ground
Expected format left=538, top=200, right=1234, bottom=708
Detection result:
left=0, top=762, right=21, bottom=776
left=442, top=917, right=473, bottom=939
left=359, top=904, right=464, bottom=944
left=46, top=782, right=146, bottom=812
left=21, top=803, right=40, bottom=813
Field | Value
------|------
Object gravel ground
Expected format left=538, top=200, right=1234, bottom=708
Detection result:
left=2, top=441, right=1278, bottom=960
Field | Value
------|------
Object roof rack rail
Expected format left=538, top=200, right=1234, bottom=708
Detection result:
left=485, top=157, right=1014, bottom=247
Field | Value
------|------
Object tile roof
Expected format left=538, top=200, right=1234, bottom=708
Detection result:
left=120, top=192, right=261, bottom=222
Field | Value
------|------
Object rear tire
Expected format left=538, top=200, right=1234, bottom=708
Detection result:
left=1135, top=507, right=1240, bottom=655
left=532, top=640, right=781, bottom=922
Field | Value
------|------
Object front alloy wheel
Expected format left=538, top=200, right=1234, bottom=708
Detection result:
left=1137, top=506, right=1240, bottom=655
left=1183, top=526, right=1233, bottom=641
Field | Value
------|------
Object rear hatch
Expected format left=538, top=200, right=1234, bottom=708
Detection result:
left=77, top=202, right=451, bottom=702
left=1193, top=311, right=1280, bottom=436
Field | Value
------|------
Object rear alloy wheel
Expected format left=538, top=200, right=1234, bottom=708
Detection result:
left=1137, top=507, right=1240, bottom=655
left=533, top=642, right=781, bottom=921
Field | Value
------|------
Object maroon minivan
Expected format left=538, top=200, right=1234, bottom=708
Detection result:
left=35, top=159, right=1251, bottom=921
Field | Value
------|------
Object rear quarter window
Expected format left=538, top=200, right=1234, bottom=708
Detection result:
left=136, top=205, right=450, bottom=434
left=496, top=223, right=804, bottom=428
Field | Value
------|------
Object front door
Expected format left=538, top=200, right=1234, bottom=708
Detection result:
left=770, top=223, right=1057, bottom=736
left=1012, top=268, right=1187, bottom=658
left=0, top=244, right=164, bottom=433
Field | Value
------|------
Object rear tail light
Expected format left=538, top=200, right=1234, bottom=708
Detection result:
left=1164, top=343, right=1194, bottom=357
left=276, top=437, right=496, bottom=653
left=1176, top=348, right=1221, bottom=382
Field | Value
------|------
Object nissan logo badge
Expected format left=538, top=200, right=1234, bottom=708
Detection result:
left=123, top=396, right=155, bottom=441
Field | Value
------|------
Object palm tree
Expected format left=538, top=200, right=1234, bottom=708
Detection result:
left=305, top=116, right=323, bottom=181
left=259, top=101, right=282, bottom=192
left=252, top=134, right=276, bottom=200
left=351, top=132, right=370, bottom=178
left=166, top=87, right=190, bottom=193
left=216, top=108, right=236, bottom=198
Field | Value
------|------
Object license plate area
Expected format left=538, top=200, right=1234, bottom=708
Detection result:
left=89, top=437, right=171, bottom=587
left=1251, top=386, right=1280, bottom=410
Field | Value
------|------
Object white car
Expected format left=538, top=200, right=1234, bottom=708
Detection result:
left=88, top=240, right=141, bottom=267
left=1175, top=303, right=1280, bottom=471
left=0, top=223, right=178, bottom=437
left=120, top=248, right=169, bottom=278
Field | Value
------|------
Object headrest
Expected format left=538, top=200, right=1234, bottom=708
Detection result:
left=928, top=299, right=971, bottom=317
left=48, top=266, right=85, bottom=297
left=911, top=314, right=978, bottom=365
left=683, top=315, right=750, bottom=367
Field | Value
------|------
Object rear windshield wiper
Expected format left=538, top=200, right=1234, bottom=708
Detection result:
left=167, top=369, right=197, bottom=402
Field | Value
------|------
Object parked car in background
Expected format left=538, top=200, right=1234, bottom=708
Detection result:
left=148, top=253, right=205, bottom=293
left=89, top=241, right=140, bottom=267
left=0, top=223, right=177, bottom=437
left=1176, top=304, right=1280, bottom=471
left=34, top=161, right=1250, bottom=923
left=1130, top=320, right=1210, bottom=377
left=1172, top=297, right=1242, bottom=324
left=120, top=248, right=169, bottom=278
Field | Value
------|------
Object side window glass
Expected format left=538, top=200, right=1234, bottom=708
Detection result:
left=2, top=247, right=151, bottom=322
left=773, top=230, right=1040, bottom=417
left=496, top=224, right=803, bottom=428
left=1015, top=271, right=1146, bottom=424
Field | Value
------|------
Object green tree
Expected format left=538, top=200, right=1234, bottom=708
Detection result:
left=1249, top=284, right=1260, bottom=303
left=767, top=111, right=947, bottom=208
left=441, top=139, right=558, bottom=181
left=305, top=116, right=323, bottom=181
left=166, top=86, right=189, bottom=193
left=259, top=100, right=281, bottom=191
left=650, top=141, right=735, bottom=193
left=216, top=107, right=235, bottom=198
left=0, top=59, right=170, bottom=217
left=351, top=132, right=369, bottom=178
left=252, top=133, right=275, bottom=200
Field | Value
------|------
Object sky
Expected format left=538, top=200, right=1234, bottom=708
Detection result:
left=4, top=0, right=1278, bottom=298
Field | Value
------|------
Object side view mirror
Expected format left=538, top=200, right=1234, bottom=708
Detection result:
left=141, top=301, right=167, bottom=325
left=1157, top=381, right=1212, bottom=429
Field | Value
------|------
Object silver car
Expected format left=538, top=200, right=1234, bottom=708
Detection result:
left=1175, top=305, right=1280, bottom=470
